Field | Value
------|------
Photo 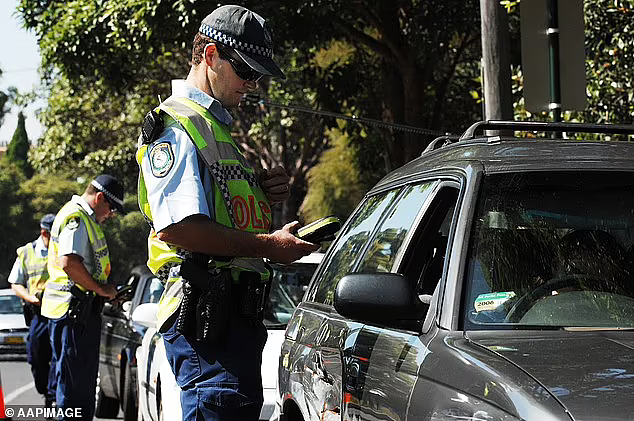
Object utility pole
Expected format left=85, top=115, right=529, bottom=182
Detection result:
left=480, top=0, right=513, bottom=127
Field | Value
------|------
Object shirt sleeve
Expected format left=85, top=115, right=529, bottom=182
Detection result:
left=7, top=257, right=26, bottom=286
left=140, top=124, right=211, bottom=233
left=57, top=217, right=92, bottom=262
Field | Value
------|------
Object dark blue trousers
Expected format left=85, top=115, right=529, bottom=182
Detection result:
left=163, top=313, right=267, bottom=420
left=26, top=313, right=56, bottom=403
left=49, top=311, right=101, bottom=421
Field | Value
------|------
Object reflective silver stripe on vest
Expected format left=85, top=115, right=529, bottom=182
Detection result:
left=45, top=282, right=72, bottom=292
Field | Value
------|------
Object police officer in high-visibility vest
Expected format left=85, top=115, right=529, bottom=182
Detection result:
left=9, top=213, right=57, bottom=407
left=41, top=174, right=123, bottom=420
left=136, top=5, right=319, bottom=420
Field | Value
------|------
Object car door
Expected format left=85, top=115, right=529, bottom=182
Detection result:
left=100, top=271, right=139, bottom=397
left=281, top=188, right=404, bottom=421
left=342, top=180, right=461, bottom=421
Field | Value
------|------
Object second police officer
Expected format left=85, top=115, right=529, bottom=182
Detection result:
left=136, top=4, right=319, bottom=420
left=40, top=174, right=124, bottom=420
left=9, top=213, right=57, bottom=408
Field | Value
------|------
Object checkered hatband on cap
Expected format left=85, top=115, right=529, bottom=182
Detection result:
left=199, top=23, right=273, bottom=58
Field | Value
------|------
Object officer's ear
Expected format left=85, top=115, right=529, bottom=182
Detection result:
left=203, top=43, right=217, bottom=67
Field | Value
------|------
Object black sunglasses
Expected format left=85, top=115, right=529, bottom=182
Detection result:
left=104, top=196, right=118, bottom=213
left=215, top=45, right=263, bottom=82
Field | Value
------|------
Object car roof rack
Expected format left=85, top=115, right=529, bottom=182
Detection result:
left=459, top=120, right=634, bottom=141
left=422, top=134, right=462, bottom=155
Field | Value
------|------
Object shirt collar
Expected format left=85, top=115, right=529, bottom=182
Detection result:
left=71, top=195, right=96, bottom=221
left=34, top=236, right=47, bottom=253
left=171, top=80, right=233, bottom=126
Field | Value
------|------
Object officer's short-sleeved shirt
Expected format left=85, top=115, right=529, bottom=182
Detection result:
left=57, top=195, right=97, bottom=275
left=140, top=80, right=234, bottom=233
left=8, top=236, right=48, bottom=287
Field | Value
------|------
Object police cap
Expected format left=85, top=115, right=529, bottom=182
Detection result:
left=199, top=5, right=285, bottom=79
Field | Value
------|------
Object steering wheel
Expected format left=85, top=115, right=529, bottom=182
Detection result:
left=504, top=275, right=593, bottom=323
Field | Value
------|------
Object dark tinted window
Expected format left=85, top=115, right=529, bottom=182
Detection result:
left=464, top=171, right=634, bottom=329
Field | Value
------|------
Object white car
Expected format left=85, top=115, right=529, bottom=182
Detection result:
left=134, top=253, right=324, bottom=421
left=0, top=288, right=29, bottom=358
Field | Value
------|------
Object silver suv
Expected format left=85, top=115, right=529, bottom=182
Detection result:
left=278, top=121, right=634, bottom=421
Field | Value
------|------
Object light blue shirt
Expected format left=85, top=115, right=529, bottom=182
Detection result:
left=8, top=236, right=48, bottom=287
left=57, top=195, right=98, bottom=275
left=140, top=80, right=231, bottom=232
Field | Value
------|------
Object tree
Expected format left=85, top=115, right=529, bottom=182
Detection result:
left=300, top=127, right=367, bottom=223
left=0, top=68, right=10, bottom=129
left=18, top=0, right=484, bottom=170
left=6, top=111, right=32, bottom=176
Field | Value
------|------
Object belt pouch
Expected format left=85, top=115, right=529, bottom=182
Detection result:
left=196, top=270, right=230, bottom=344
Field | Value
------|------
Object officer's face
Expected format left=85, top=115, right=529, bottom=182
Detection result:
left=207, top=44, right=258, bottom=108
left=95, top=192, right=117, bottom=223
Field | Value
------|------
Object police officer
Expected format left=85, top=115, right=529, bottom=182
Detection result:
left=9, top=213, right=57, bottom=407
left=40, top=174, right=123, bottom=420
left=136, top=5, right=319, bottom=420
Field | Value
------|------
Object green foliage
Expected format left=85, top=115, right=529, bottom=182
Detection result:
left=0, top=161, right=27, bottom=280
left=28, top=74, right=159, bottom=190
left=6, top=111, right=33, bottom=176
left=300, top=128, right=367, bottom=223
left=582, top=0, right=634, bottom=124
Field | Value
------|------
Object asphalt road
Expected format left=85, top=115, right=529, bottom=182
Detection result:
left=0, top=359, right=122, bottom=421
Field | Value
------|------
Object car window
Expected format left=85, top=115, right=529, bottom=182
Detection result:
left=400, top=184, right=459, bottom=297
left=139, top=277, right=164, bottom=305
left=308, top=190, right=399, bottom=305
left=358, top=182, right=437, bottom=273
left=464, top=171, right=634, bottom=329
left=264, top=262, right=319, bottom=327
left=0, top=295, right=23, bottom=314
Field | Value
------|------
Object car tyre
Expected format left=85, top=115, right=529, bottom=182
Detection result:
left=95, top=372, right=120, bottom=418
left=122, top=361, right=138, bottom=421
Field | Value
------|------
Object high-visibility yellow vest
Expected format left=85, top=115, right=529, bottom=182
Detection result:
left=137, top=96, right=271, bottom=330
left=16, top=241, right=49, bottom=296
left=41, top=200, right=111, bottom=319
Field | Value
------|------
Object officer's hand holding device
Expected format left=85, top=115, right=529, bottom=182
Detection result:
left=113, top=284, right=134, bottom=302
left=296, top=216, right=341, bottom=243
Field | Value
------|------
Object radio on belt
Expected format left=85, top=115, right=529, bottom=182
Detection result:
left=296, top=216, right=341, bottom=243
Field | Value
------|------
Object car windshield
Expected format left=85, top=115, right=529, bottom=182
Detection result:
left=264, top=262, right=318, bottom=327
left=464, top=171, right=634, bottom=329
left=0, top=294, right=24, bottom=314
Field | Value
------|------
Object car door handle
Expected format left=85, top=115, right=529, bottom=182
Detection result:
left=105, top=322, right=113, bottom=329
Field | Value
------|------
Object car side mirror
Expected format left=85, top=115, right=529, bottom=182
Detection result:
left=131, top=302, right=158, bottom=329
left=334, top=273, right=427, bottom=330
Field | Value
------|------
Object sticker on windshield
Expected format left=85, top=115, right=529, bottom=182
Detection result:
left=474, top=292, right=516, bottom=312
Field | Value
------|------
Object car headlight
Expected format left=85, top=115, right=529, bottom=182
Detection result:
left=429, top=393, right=519, bottom=421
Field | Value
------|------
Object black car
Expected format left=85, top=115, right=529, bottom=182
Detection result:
left=96, top=264, right=163, bottom=421
left=278, top=121, right=634, bottom=421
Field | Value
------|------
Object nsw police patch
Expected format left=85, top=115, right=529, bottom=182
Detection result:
left=149, top=142, right=174, bottom=178
left=66, top=217, right=80, bottom=231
